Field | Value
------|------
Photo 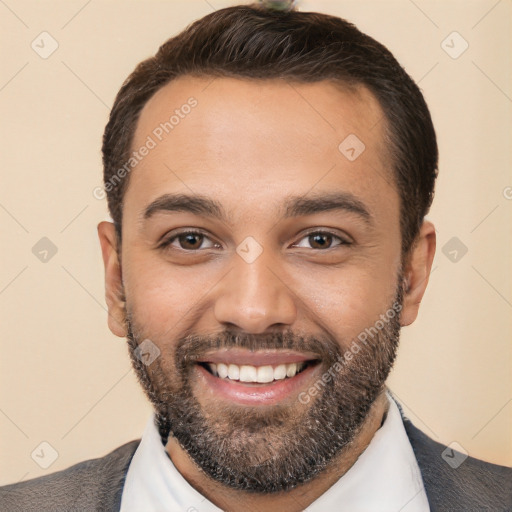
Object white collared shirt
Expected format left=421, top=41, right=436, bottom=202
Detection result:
left=120, top=394, right=430, bottom=511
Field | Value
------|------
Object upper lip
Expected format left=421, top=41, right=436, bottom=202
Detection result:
left=195, top=349, right=320, bottom=366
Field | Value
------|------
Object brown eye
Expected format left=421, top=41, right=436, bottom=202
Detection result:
left=308, top=233, right=333, bottom=249
left=160, top=231, right=219, bottom=252
left=292, top=231, right=349, bottom=250
left=177, top=233, right=204, bottom=249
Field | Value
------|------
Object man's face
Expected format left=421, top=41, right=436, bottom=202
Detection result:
left=114, top=76, right=405, bottom=491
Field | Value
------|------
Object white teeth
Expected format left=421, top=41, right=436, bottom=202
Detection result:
left=240, top=365, right=258, bottom=382
left=228, top=364, right=240, bottom=380
left=217, top=363, right=228, bottom=379
left=286, top=363, right=297, bottom=378
left=206, top=361, right=308, bottom=383
left=256, top=365, right=274, bottom=383
left=273, top=364, right=287, bottom=380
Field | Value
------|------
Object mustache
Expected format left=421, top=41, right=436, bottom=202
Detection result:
left=175, top=330, right=342, bottom=367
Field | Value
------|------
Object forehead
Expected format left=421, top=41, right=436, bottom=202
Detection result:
left=125, top=75, right=396, bottom=222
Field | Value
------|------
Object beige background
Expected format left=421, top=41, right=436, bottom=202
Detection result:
left=1, top=0, right=511, bottom=486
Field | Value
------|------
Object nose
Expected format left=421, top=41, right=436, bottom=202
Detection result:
left=213, top=253, right=297, bottom=333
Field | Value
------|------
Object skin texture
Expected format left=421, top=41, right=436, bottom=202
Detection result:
left=98, top=76, right=436, bottom=511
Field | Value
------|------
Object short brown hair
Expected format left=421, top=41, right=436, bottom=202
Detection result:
left=102, top=2, right=438, bottom=254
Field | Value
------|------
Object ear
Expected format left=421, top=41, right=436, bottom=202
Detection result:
left=97, top=221, right=127, bottom=337
left=400, top=220, right=436, bottom=327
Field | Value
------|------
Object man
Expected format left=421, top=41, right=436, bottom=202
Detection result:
left=1, top=1, right=510, bottom=511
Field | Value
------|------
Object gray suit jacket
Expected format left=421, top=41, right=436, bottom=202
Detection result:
left=1, top=417, right=511, bottom=511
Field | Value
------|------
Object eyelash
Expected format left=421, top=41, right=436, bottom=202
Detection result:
left=158, top=229, right=218, bottom=251
left=159, top=229, right=351, bottom=251
left=292, top=231, right=350, bottom=249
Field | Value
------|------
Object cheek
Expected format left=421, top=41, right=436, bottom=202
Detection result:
left=290, top=260, right=399, bottom=345
left=122, top=253, right=214, bottom=337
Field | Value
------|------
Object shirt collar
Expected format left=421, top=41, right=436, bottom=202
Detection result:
left=120, top=392, right=429, bottom=511
left=120, top=411, right=221, bottom=512
left=307, top=392, right=429, bottom=511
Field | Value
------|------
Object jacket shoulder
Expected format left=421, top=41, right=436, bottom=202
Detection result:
left=403, top=417, right=512, bottom=512
left=0, top=440, right=140, bottom=512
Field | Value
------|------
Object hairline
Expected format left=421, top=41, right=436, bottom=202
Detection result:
left=115, top=73, right=401, bottom=242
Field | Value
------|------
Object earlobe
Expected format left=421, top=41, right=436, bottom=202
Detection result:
left=400, top=220, right=436, bottom=327
left=97, top=221, right=127, bottom=338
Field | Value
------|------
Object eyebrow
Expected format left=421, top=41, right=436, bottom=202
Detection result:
left=283, top=192, right=372, bottom=225
left=142, top=191, right=372, bottom=225
left=143, top=193, right=227, bottom=222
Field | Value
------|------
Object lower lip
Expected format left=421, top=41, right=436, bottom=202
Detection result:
left=195, top=363, right=321, bottom=406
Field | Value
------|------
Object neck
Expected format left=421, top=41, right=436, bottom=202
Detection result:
left=166, top=390, right=389, bottom=512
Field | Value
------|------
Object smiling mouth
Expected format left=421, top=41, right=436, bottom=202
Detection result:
left=198, top=360, right=318, bottom=384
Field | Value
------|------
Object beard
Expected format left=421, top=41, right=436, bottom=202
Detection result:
left=125, top=283, right=404, bottom=493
